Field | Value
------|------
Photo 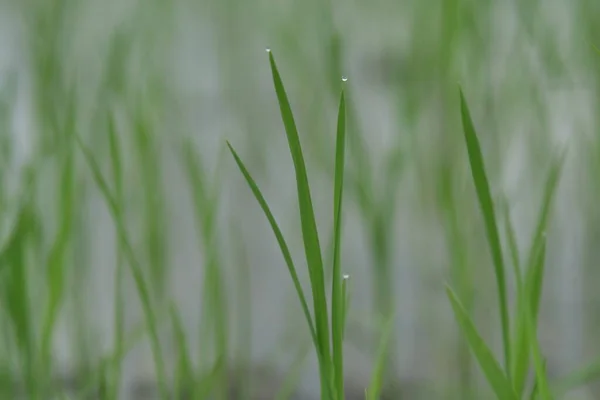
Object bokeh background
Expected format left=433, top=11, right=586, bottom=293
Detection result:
left=0, top=0, right=600, bottom=398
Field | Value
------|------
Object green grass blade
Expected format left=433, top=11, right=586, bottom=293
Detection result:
left=512, top=151, right=564, bottom=395
left=75, top=134, right=168, bottom=400
left=459, top=87, right=511, bottom=373
left=268, top=50, right=332, bottom=395
left=331, top=88, right=347, bottom=400
left=525, top=304, right=552, bottom=400
left=365, top=313, right=394, bottom=400
left=446, top=286, right=517, bottom=400
left=226, top=142, right=317, bottom=347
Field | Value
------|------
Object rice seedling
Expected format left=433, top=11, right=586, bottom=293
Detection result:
left=447, top=88, right=570, bottom=399
left=228, top=49, right=349, bottom=399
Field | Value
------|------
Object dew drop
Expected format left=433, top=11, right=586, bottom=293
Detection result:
left=265, top=47, right=271, bottom=53
left=341, top=76, right=348, bottom=82
left=343, top=274, right=350, bottom=280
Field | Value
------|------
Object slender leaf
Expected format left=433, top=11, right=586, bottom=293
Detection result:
left=331, top=88, right=347, bottom=400
left=226, top=142, right=317, bottom=347
left=268, top=50, right=332, bottom=396
left=446, top=286, right=517, bottom=400
left=512, top=151, right=565, bottom=395
left=459, top=87, right=511, bottom=373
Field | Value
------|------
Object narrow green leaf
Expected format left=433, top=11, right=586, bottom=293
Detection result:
left=525, top=305, right=552, bottom=400
left=331, top=88, right=347, bottom=400
left=226, top=142, right=317, bottom=348
left=512, top=151, right=565, bottom=395
left=268, top=50, right=332, bottom=396
left=446, top=286, right=517, bottom=400
left=459, top=87, right=511, bottom=373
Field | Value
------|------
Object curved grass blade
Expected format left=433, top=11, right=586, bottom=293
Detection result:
left=331, top=88, right=347, bottom=400
left=226, top=142, right=317, bottom=347
left=459, top=87, right=511, bottom=373
left=75, top=134, right=168, bottom=400
left=511, top=150, right=565, bottom=395
left=268, top=50, right=332, bottom=396
left=446, top=286, right=517, bottom=400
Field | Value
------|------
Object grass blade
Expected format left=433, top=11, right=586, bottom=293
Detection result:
left=226, top=142, right=317, bottom=347
left=268, top=50, right=332, bottom=395
left=331, top=88, right=347, bottom=399
left=446, top=286, right=517, bottom=400
left=525, top=304, right=552, bottom=400
left=459, top=87, right=511, bottom=373
left=511, top=151, right=565, bottom=395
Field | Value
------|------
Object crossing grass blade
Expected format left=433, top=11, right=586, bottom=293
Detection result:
left=446, top=286, right=518, bottom=400
left=331, top=88, right=347, bottom=400
left=267, top=50, right=333, bottom=397
left=75, top=134, right=169, bottom=400
left=459, top=87, right=511, bottom=373
left=511, top=150, right=565, bottom=396
left=226, top=142, right=317, bottom=348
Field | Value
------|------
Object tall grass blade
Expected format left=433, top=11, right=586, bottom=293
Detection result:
left=226, top=142, right=317, bottom=347
left=459, top=87, right=511, bottom=373
left=446, top=286, right=517, bottom=400
left=268, top=50, right=332, bottom=395
left=331, top=88, right=347, bottom=400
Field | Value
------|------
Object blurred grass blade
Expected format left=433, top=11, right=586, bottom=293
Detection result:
left=331, top=88, right=347, bottom=400
left=0, top=205, right=36, bottom=396
left=512, top=150, right=564, bottom=395
left=366, top=313, right=394, bottom=400
left=226, top=142, right=317, bottom=347
left=40, top=147, right=74, bottom=370
left=75, top=134, right=168, bottom=400
left=169, top=301, right=195, bottom=398
left=459, top=87, right=511, bottom=373
left=446, top=286, right=517, bottom=400
left=268, top=50, right=332, bottom=395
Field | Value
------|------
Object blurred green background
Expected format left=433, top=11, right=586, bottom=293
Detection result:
left=0, top=0, right=600, bottom=398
